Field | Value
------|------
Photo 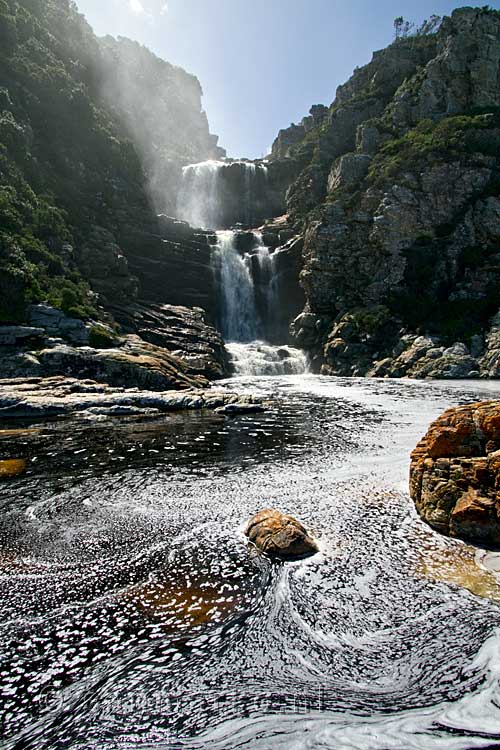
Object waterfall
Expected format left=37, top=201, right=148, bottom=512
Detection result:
left=211, top=231, right=308, bottom=376
left=212, top=231, right=259, bottom=342
left=243, top=163, right=261, bottom=226
left=212, top=230, right=279, bottom=342
left=177, top=164, right=306, bottom=375
left=177, top=160, right=224, bottom=229
left=177, top=160, right=269, bottom=229
left=251, top=233, right=279, bottom=335
left=226, top=342, right=308, bottom=376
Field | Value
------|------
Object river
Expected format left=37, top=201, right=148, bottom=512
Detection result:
left=1, top=374, right=500, bottom=749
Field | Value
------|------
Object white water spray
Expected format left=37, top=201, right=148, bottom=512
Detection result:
left=211, top=231, right=308, bottom=375
left=226, top=341, right=308, bottom=376
left=177, top=160, right=223, bottom=229
left=212, top=231, right=259, bottom=342
left=177, top=160, right=268, bottom=229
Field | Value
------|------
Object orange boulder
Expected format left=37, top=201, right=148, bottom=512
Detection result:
left=244, top=508, right=318, bottom=560
left=410, top=400, right=500, bottom=544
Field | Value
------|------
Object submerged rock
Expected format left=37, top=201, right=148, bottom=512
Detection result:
left=244, top=508, right=318, bottom=560
left=410, top=401, right=500, bottom=544
left=216, top=402, right=265, bottom=416
left=0, top=459, right=27, bottom=478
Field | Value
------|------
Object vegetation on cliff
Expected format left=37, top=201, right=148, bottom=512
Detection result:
left=0, top=0, right=221, bottom=325
left=274, top=6, right=500, bottom=379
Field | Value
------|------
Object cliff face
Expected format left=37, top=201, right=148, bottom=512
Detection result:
left=273, top=7, right=500, bottom=378
left=0, top=0, right=229, bottom=385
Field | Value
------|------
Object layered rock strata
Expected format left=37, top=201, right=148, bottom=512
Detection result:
left=270, top=8, right=500, bottom=379
left=0, top=377, right=262, bottom=420
left=0, top=302, right=228, bottom=391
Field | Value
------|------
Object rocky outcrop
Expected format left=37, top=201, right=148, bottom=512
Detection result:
left=270, top=105, right=329, bottom=160
left=0, top=327, right=45, bottom=347
left=1, top=337, right=210, bottom=391
left=77, top=227, right=139, bottom=305
left=267, top=238, right=307, bottom=344
left=0, top=377, right=263, bottom=420
left=271, top=8, right=500, bottom=379
left=0, top=301, right=230, bottom=391
left=270, top=33, right=438, bottom=221
left=244, top=509, right=318, bottom=560
left=123, top=216, right=218, bottom=318
left=369, top=338, right=481, bottom=379
left=481, top=310, right=500, bottom=377
left=327, top=153, right=372, bottom=193
left=110, top=301, right=229, bottom=380
left=28, top=304, right=96, bottom=346
left=410, top=401, right=500, bottom=544
left=35, top=337, right=213, bottom=391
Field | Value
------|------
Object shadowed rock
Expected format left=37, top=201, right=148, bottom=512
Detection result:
left=216, top=402, right=265, bottom=416
left=244, top=508, right=318, bottom=560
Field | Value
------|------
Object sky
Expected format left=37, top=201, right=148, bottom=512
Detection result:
left=75, top=0, right=500, bottom=159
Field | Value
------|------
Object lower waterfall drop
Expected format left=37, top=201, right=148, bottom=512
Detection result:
left=212, top=231, right=308, bottom=376
left=213, top=230, right=259, bottom=342
left=226, top=342, right=308, bottom=376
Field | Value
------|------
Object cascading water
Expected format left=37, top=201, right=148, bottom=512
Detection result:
left=211, top=231, right=307, bottom=375
left=176, top=159, right=305, bottom=375
left=177, top=160, right=268, bottom=229
left=177, top=160, right=223, bottom=229
left=226, top=341, right=308, bottom=376
left=212, top=231, right=259, bottom=342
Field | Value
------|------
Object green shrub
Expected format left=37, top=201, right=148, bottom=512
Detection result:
left=88, top=325, right=117, bottom=349
left=368, top=112, right=500, bottom=186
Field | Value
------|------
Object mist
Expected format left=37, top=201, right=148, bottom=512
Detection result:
left=95, top=35, right=225, bottom=215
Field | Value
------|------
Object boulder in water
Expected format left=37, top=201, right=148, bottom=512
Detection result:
left=410, top=400, right=500, bottom=544
left=244, top=508, right=318, bottom=560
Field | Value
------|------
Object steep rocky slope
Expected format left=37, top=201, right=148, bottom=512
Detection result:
left=272, top=7, right=500, bottom=379
left=0, top=0, right=229, bottom=387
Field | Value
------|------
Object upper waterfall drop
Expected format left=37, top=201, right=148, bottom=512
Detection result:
left=177, top=160, right=269, bottom=229
left=177, top=160, right=224, bottom=229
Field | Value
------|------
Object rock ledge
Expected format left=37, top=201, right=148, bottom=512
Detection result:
left=0, top=377, right=263, bottom=420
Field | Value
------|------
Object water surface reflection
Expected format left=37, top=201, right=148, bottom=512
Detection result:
left=1, top=376, right=500, bottom=749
